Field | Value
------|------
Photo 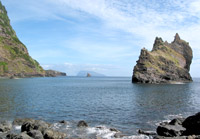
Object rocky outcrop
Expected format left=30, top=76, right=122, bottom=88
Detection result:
left=155, top=112, right=200, bottom=138
left=86, top=73, right=91, bottom=77
left=45, top=70, right=66, bottom=77
left=132, top=33, right=193, bottom=83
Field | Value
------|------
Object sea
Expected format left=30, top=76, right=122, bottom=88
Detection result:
left=0, top=77, right=200, bottom=138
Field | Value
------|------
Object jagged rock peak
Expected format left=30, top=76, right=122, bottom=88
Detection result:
left=173, top=33, right=181, bottom=43
left=152, top=37, right=164, bottom=51
left=132, top=33, right=193, bottom=84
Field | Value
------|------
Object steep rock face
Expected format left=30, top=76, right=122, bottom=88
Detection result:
left=0, top=1, right=45, bottom=77
left=132, top=33, right=193, bottom=83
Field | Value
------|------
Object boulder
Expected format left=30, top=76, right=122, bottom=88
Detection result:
left=43, top=129, right=67, bottom=139
left=0, top=121, right=12, bottom=132
left=157, top=118, right=186, bottom=137
left=27, top=130, right=44, bottom=139
left=157, top=124, right=185, bottom=137
left=138, top=129, right=157, bottom=136
left=59, top=120, right=67, bottom=124
left=182, top=112, right=200, bottom=135
left=77, top=121, right=88, bottom=127
left=13, top=118, right=33, bottom=125
left=21, top=119, right=50, bottom=133
left=6, top=132, right=33, bottom=139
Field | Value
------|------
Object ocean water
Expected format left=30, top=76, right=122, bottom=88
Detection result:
left=0, top=77, right=200, bottom=138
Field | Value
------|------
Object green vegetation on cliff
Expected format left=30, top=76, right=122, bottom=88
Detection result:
left=132, top=33, right=193, bottom=83
left=0, top=1, right=45, bottom=77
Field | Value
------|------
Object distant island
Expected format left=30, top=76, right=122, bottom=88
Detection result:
left=132, top=33, right=193, bottom=84
left=77, top=71, right=105, bottom=77
left=0, top=2, right=66, bottom=78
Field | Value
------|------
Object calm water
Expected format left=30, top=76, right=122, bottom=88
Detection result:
left=0, top=77, right=200, bottom=137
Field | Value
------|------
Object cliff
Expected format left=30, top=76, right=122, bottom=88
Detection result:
left=0, top=1, right=66, bottom=78
left=132, top=33, right=193, bottom=83
left=0, top=1, right=45, bottom=78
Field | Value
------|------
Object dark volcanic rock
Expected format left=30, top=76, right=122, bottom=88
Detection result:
left=21, top=119, right=50, bottom=133
left=77, top=121, right=88, bottom=127
left=138, top=129, right=157, bottom=136
left=157, top=118, right=186, bottom=137
left=157, top=123, right=186, bottom=137
left=6, top=132, right=33, bottom=139
left=27, top=130, right=44, bottom=139
left=182, top=112, right=200, bottom=135
left=132, top=33, right=193, bottom=83
left=43, top=129, right=67, bottom=139
left=45, top=70, right=66, bottom=77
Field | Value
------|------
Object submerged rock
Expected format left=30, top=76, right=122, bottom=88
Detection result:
left=132, top=33, right=193, bottom=84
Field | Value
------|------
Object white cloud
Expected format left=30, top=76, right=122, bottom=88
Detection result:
left=42, top=62, right=129, bottom=76
left=2, top=0, right=200, bottom=76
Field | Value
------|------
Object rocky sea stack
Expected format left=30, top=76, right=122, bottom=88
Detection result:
left=132, top=33, right=193, bottom=83
left=0, top=1, right=66, bottom=78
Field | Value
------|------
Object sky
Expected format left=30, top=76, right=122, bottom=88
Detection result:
left=1, top=0, right=200, bottom=77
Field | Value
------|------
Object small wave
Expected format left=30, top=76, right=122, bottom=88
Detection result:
left=164, top=114, right=183, bottom=120
left=87, top=126, right=118, bottom=139
left=122, top=135, right=152, bottom=139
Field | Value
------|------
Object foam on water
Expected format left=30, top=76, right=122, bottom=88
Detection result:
left=87, top=126, right=117, bottom=138
left=14, top=125, right=21, bottom=130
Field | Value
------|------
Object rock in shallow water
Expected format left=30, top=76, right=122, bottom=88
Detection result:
left=43, top=129, right=67, bottom=139
left=157, top=118, right=186, bottom=137
left=132, top=33, right=193, bottom=84
left=21, top=119, right=50, bottom=133
left=182, top=112, right=200, bottom=135
left=77, top=120, right=88, bottom=127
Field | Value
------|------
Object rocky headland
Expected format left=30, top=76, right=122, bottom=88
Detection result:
left=132, top=33, right=193, bottom=83
left=0, top=1, right=66, bottom=78
left=45, top=70, right=66, bottom=77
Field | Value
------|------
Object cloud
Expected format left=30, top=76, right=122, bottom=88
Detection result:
left=41, top=62, right=129, bottom=76
left=2, top=0, right=200, bottom=76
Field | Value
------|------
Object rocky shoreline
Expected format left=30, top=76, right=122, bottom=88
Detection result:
left=1, top=112, right=200, bottom=139
left=138, top=112, right=200, bottom=139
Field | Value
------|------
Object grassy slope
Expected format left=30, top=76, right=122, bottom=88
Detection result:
left=0, top=1, right=44, bottom=76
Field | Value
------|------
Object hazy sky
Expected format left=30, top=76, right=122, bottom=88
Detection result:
left=1, top=0, right=200, bottom=77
